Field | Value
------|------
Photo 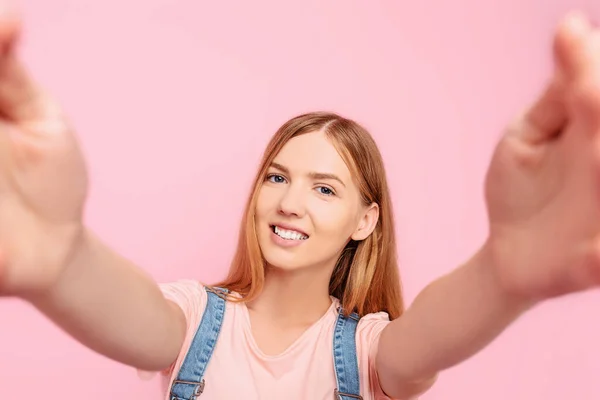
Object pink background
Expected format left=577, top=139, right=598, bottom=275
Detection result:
left=2, top=0, right=600, bottom=398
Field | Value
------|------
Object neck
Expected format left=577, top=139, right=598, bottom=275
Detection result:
left=247, top=264, right=334, bottom=327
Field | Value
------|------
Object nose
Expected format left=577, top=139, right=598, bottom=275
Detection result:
left=277, top=184, right=306, bottom=218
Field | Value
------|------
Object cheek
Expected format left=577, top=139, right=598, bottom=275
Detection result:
left=255, top=186, right=274, bottom=219
left=311, top=203, right=356, bottom=237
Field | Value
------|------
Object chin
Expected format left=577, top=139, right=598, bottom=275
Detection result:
left=261, top=247, right=308, bottom=272
left=256, top=225, right=308, bottom=268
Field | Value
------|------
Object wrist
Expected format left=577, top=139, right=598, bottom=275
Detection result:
left=474, top=240, right=539, bottom=313
left=23, top=223, right=89, bottom=303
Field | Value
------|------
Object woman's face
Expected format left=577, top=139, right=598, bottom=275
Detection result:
left=254, top=130, right=379, bottom=273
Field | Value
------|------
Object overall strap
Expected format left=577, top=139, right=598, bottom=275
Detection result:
left=333, top=307, right=363, bottom=400
left=169, top=287, right=228, bottom=400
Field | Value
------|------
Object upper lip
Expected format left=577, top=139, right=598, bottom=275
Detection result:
left=271, top=223, right=309, bottom=237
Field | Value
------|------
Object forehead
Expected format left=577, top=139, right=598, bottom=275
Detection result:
left=272, top=131, right=352, bottom=178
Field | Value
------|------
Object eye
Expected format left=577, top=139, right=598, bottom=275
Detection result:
left=316, top=186, right=335, bottom=196
left=266, top=174, right=287, bottom=184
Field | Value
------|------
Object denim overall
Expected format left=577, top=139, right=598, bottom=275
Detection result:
left=169, top=287, right=364, bottom=400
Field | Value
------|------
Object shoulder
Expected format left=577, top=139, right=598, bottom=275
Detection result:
left=159, top=278, right=207, bottom=303
left=159, top=279, right=210, bottom=340
left=356, top=311, right=391, bottom=343
left=355, top=311, right=394, bottom=400
left=137, top=279, right=208, bottom=381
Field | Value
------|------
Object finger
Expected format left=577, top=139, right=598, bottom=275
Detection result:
left=554, top=11, right=600, bottom=124
left=554, top=10, right=593, bottom=81
left=0, top=6, right=57, bottom=124
left=0, top=49, right=53, bottom=124
left=565, top=30, right=600, bottom=133
left=519, top=11, right=595, bottom=145
left=519, top=78, right=567, bottom=145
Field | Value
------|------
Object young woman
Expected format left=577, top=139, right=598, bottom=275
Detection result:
left=0, top=6, right=599, bottom=400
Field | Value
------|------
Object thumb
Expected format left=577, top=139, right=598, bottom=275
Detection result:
left=518, top=11, right=592, bottom=145
left=0, top=5, right=56, bottom=124
left=519, top=77, right=566, bottom=145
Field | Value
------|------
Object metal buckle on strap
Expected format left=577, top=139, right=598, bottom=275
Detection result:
left=205, top=286, right=229, bottom=300
left=334, top=388, right=363, bottom=399
left=336, top=306, right=360, bottom=321
left=170, top=378, right=205, bottom=400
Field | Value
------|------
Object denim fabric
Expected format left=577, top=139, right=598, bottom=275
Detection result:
left=333, top=307, right=362, bottom=399
left=169, top=287, right=228, bottom=400
left=169, top=288, right=363, bottom=399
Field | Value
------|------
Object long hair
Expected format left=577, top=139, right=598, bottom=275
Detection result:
left=213, top=111, right=403, bottom=319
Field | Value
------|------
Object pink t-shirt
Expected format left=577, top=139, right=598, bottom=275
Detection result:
left=140, top=279, right=396, bottom=400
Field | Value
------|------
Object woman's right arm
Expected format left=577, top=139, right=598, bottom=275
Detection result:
left=27, top=229, right=187, bottom=372
left=0, top=7, right=186, bottom=372
left=0, top=7, right=186, bottom=371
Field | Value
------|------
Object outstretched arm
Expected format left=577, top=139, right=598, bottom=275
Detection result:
left=375, top=12, right=600, bottom=399
left=375, top=247, right=529, bottom=399
left=0, top=7, right=186, bottom=372
left=28, top=229, right=188, bottom=372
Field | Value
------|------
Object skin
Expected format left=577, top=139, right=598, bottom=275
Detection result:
left=377, top=11, right=600, bottom=398
left=248, top=131, right=378, bottom=355
left=0, top=5, right=598, bottom=400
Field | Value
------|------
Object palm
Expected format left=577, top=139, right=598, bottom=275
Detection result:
left=2, top=115, right=87, bottom=221
left=0, top=18, right=88, bottom=295
left=484, top=14, right=600, bottom=299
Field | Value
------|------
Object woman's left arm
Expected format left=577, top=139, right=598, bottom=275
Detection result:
left=376, top=12, right=600, bottom=399
left=375, top=246, right=531, bottom=399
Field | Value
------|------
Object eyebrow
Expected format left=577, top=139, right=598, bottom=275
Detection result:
left=270, top=162, right=346, bottom=188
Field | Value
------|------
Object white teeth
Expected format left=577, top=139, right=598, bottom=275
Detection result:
left=274, top=226, right=308, bottom=240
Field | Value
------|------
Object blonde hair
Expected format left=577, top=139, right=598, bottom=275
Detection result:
left=213, top=111, right=403, bottom=319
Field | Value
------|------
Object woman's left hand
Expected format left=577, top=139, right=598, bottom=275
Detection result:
left=484, top=12, right=600, bottom=301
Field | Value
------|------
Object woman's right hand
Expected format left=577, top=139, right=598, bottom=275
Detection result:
left=0, top=6, right=89, bottom=297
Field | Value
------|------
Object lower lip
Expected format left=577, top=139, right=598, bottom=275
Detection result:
left=270, top=229, right=307, bottom=248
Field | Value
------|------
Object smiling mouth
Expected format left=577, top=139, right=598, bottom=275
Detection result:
left=270, top=225, right=309, bottom=240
